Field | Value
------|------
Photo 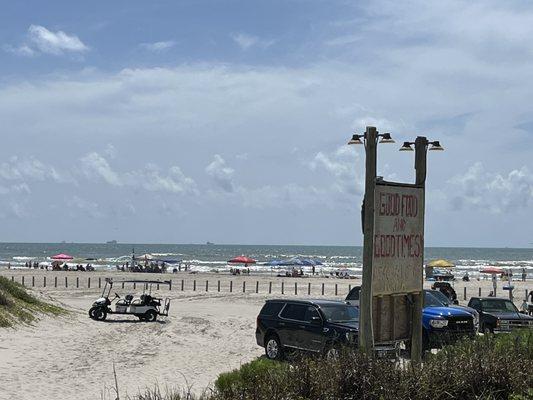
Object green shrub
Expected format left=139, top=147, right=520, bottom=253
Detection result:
left=214, top=357, right=287, bottom=396
left=0, top=276, right=65, bottom=327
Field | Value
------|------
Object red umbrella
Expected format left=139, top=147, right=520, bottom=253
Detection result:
left=480, top=266, right=504, bottom=274
left=51, top=253, right=74, bottom=260
left=228, top=256, right=256, bottom=265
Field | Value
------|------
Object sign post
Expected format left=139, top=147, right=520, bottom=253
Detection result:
left=351, top=128, right=441, bottom=362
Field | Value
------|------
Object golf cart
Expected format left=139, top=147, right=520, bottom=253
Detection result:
left=89, top=278, right=171, bottom=322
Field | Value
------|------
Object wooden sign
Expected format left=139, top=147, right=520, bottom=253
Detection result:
left=372, top=183, right=425, bottom=296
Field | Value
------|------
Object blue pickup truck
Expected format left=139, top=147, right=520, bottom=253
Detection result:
left=345, top=287, right=476, bottom=351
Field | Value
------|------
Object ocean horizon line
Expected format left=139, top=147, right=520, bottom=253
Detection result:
left=0, top=241, right=531, bottom=250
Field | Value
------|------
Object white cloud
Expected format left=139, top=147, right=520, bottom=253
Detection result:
left=140, top=41, right=176, bottom=52
left=205, top=155, right=235, bottom=193
left=81, top=152, right=122, bottom=186
left=230, top=33, right=274, bottom=50
left=2, top=44, right=35, bottom=57
left=448, top=162, right=533, bottom=213
left=0, top=156, right=69, bottom=183
left=28, top=25, right=88, bottom=55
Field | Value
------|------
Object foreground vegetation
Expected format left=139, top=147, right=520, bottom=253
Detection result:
left=0, top=276, right=65, bottom=327
left=130, top=330, right=532, bottom=400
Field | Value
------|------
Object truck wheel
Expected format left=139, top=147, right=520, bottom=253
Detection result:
left=93, top=308, right=107, bottom=321
left=483, top=325, right=493, bottom=334
left=265, top=334, right=283, bottom=360
left=144, top=310, right=157, bottom=322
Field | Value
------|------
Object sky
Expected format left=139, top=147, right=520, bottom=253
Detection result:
left=0, top=0, right=532, bottom=247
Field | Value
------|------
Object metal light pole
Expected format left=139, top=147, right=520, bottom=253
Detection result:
left=348, top=126, right=395, bottom=354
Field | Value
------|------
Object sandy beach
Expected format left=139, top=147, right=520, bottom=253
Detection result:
left=0, top=269, right=531, bottom=400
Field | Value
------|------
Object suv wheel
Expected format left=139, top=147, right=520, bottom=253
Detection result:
left=325, top=345, right=340, bottom=360
left=265, top=335, right=283, bottom=360
left=483, top=325, right=493, bottom=334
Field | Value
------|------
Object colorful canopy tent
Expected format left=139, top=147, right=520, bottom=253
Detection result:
left=480, top=266, right=504, bottom=274
left=228, top=256, right=257, bottom=265
left=280, top=257, right=323, bottom=266
left=427, top=259, right=455, bottom=268
left=263, top=259, right=285, bottom=266
left=51, top=253, right=73, bottom=260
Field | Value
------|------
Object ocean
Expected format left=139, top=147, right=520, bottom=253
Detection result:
left=0, top=243, right=532, bottom=277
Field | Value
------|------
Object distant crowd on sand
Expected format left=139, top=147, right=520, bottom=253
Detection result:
left=115, top=261, right=193, bottom=274
left=6, top=261, right=96, bottom=271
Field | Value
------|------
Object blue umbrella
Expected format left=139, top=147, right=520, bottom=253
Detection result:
left=263, top=259, right=285, bottom=266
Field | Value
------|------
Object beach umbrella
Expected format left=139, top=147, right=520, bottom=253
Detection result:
left=480, top=266, right=504, bottom=274
left=263, top=259, right=284, bottom=266
left=427, top=259, right=455, bottom=268
left=51, top=253, right=73, bottom=260
left=228, top=256, right=256, bottom=265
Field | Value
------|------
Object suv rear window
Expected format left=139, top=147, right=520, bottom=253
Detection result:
left=259, top=302, right=284, bottom=316
left=280, top=303, right=307, bottom=321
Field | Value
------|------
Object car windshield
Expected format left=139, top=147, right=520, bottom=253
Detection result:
left=424, top=291, right=446, bottom=307
left=481, top=299, right=517, bottom=313
left=429, top=290, right=451, bottom=305
left=320, top=304, right=359, bottom=322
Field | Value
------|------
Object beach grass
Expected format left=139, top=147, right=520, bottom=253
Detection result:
left=0, top=276, right=65, bottom=327
left=129, top=330, right=532, bottom=400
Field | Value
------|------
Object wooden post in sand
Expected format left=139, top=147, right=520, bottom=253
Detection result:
left=230, top=281, right=233, bottom=293
left=295, top=282, right=298, bottom=295
left=32, top=276, right=35, bottom=287
left=281, top=281, right=284, bottom=294
left=217, top=280, right=220, bottom=292
left=269, top=282, right=272, bottom=294
left=44, top=276, right=46, bottom=287
left=463, top=287, right=467, bottom=300
left=98, top=277, right=101, bottom=288
left=65, top=276, right=68, bottom=288
left=335, top=283, right=338, bottom=296
left=193, top=280, right=196, bottom=291
left=88, top=277, right=91, bottom=289
left=133, top=282, right=136, bottom=290
left=181, top=280, right=184, bottom=291
left=322, top=283, right=325, bottom=296
left=243, top=281, right=246, bottom=293
left=76, top=277, right=79, bottom=288
left=22, top=276, right=25, bottom=286
left=308, top=282, right=311, bottom=295
left=169, top=280, right=172, bottom=291
left=205, top=280, right=208, bottom=292
left=479, top=287, right=482, bottom=296
left=256, top=281, right=259, bottom=293
left=122, top=281, right=125, bottom=289
left=55, top=276, right=57, bottom=287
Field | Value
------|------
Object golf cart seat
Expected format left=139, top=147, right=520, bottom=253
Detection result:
left=116, top=294, right=134, bottom=306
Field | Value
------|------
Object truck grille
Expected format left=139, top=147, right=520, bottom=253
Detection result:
left=499, top=320, right=533, bottom=329
left=446, top=316, right=474, bottom=332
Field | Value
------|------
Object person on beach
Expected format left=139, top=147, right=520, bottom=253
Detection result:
left=522, top=268, right=527, bottom=282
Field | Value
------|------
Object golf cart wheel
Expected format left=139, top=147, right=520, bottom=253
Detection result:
left=264, top=334, right=283, bottom=360
left=88, top=307, right=98, bottom=319
left=144, top=310, right=157, bottom=322
left=93, top=308, right=107, bottom=321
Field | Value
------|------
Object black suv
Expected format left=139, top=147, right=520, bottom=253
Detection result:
left=256, top=299, right=359, bottom=360
left=467, top=297, right=533, bottom=333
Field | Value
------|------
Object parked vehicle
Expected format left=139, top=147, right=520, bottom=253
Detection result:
left=89, top=278, right=171, bottom=322
left=345, top=287, right=475, bottom=351
left=422, top=291, right=476, bottom=350
left=467, top=297, right=533, bottom=333
left=255, top=299, right=359, bottom=360
left=426, top=289, right=479, bottom=331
